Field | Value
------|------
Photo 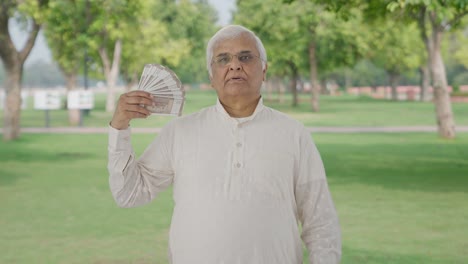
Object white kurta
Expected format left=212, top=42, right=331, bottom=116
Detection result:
left=108, top=98, right=341, bottom=264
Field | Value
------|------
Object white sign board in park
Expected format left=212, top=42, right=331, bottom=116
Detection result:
left=68, top=90, right=94, bottom=109
left=34, top=90, right=62, bottom=110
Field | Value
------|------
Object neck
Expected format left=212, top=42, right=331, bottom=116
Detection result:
left=219, top=96, right=261, bottom=118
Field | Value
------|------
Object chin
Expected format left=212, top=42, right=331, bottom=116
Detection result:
left=223, top=86, right=247, bottom=95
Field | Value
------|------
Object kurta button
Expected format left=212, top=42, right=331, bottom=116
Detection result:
left=236, top=163, right=241, bottom=168
left=236, top=142, right=242, bottom=147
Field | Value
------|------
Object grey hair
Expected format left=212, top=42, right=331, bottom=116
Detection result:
left=206, top=25, right=267, bottom=77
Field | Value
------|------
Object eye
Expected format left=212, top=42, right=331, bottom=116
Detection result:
left=216, top=56, right=230, bottom=65
left=238, top=54, right=253, bottom=62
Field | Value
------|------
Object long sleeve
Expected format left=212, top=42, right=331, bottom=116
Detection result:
left=295, top=130, right=341, bottom=263
left=107, top=125, right=174, bottom=208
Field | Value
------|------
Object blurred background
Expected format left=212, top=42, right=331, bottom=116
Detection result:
left=1, top=0, right=467, bottom=263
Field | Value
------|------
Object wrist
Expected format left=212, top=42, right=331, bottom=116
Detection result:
left=110, top=119, right=129, bottom=130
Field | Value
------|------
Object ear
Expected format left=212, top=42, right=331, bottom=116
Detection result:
left=262, top=63, right=268, bottom=82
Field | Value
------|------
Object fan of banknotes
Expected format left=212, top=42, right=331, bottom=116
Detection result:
left=137, top=64, right=185, bottom=116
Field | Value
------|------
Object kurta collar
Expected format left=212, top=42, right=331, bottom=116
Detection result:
left=215, top=97, right=265, bottom=124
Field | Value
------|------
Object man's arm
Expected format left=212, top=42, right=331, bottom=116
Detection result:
left=107, top=91, right=174, bottom=208
left=295, top=130, right=342, bottom=263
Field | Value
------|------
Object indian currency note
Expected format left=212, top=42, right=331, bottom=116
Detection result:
left=146, top=96, right=184, bottom=116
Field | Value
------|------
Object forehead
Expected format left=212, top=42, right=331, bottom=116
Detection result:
left=213, top=33, right=258, bottom=56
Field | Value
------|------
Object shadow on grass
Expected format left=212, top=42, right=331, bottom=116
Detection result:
left=320, top=140, right=468, bottom=194
left=0, top=169, right=26, bottom=186
left=0, top=136, right=96, bottom=186
left=0, top=148, right=94, bottom=162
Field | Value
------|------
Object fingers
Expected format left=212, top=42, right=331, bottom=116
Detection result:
left=119, top=93, right=153, bottom=116
left=110, top=91, right=155, bottom=129
left=124, top=97, right=153, bottom=107
left=123, top=90, right=154, bottom=106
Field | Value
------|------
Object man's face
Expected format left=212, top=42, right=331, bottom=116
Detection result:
left=209, top=33, right=267, bottom=103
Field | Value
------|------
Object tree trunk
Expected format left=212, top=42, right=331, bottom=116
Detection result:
left=418, top=7, right=433, bottom=103
left=3, top=65, right=22, bottom=140
left=419, top=64, right=431, bottom=101
left=99, top=39, right=122, bottom=113
left=309, top=41, right=320, bottom=112
left=418, top=8, right=455, bottom=138
left=279, top=80, right=285, bottom=104
left=0, top=13, right=41, bottom=141
left=64, top=72, right=80, bottom=126
left=344, top=68, right=352, bottom=91
left=298, top=78, right=304, bottom=93
left=429, top=29, right=456, bottom=138
left=320, top=79, right=327, bottom=95
left=288, top=61, right=298, bottom=107
left=389, top=72, right=400, bottom=101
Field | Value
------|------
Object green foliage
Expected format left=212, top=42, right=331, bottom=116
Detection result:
left=451, top=28, right=468, bottom=69
left=118, top=0, right=218, bottom=85
left=235, top=0, right=368, bottom=80
left=388, top=0, right=468, bottom=29
left=312, top=8, right=369, bottom=74
left=42, top=0, right=146, bottom=81
left=452, top=71, right=468, bottom=87
left=235, top=0, right=308, bottom=77
left=348, top=60, right=388, bottom=87
left=12, top=0, right=468, bottom=90
left=44, top=0, right=87, bottom=75
left=119, top=1, right=189, bottom=85
left=155, top=0, right=218, bottom=84
left=0, top=0, right=49, bottom=59
left=367, top=19, right=423, bottom=76
left=16, top=0, right=50, bottom=23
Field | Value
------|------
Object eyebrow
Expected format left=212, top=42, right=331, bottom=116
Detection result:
left=215, top=50, right=254, bottom=57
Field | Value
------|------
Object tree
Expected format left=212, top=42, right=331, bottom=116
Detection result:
left=0, top=0, right=49, bottom=140
left=287, top=0, right=467, bottom=138
left=119, top=0, right=217, bottom=89
left=235, top=0, right=309, bottom=106
left=301, top=4, right=367, bottom=110
left=156, top=0, right=218, bottom=84
left=367, top=19, right=422, bottom=100
left=119, top=2, right=183, bottom=90
left=44, top=0, right=87, bottom=125
left=356, top=0, right=468, bottom=137
left=236, top=0, right=368, bottom=110
left=170, top=0, right=216, bottom=83
left=386, top=0, right=468, bottom=138
left=85, top=0, right=142, bottom=113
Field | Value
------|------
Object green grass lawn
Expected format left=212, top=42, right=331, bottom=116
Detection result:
left=3, top=89, right=468, bottom=128
left=1, top=133, right=467, bottom=263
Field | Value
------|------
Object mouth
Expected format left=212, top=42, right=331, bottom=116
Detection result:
left=227, top=77, right=245, bottom=83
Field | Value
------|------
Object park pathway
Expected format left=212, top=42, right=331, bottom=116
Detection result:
left=2, top=126, right=468, bottom=134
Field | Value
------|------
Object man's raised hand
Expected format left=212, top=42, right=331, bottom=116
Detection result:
left=110, top=91, right=154, bottom=130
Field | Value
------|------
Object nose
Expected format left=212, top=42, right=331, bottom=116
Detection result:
left=229, top=55, right=242, bottom=71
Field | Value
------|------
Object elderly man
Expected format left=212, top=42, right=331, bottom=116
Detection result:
left=108, top=25, right=341, bottom=263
